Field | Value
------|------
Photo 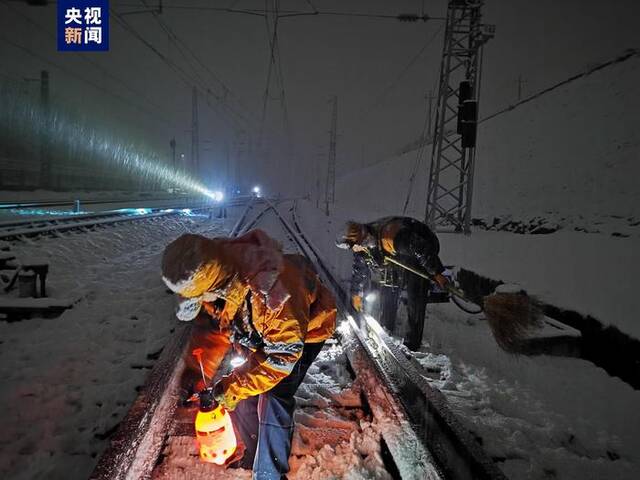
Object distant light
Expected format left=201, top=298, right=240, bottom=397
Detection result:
left=365, top=292, right=377, bottom=303
left=252, top=186, right=261, bottom=197
left=181, top=208, right=192, bottom=215
left=229, top=356, right=245, bottom=368
left=135, top=208, right=151, bottom=215
left=213, top=191, right=224, bottom=202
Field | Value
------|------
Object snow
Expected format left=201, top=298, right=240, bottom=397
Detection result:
left=417, top=302, right=640, bottom=480
left=298, top=196, right=640, bottom=478
left=0, top=212, right=232, bottom=479
left=0, top=297, right=73, bottom=308
left=292, top=50, right=640, bottom=477
left=152, top=344, right=393, bottom=480
left=1, top=50, right=637, bottom=478
left=439, top=229, right=640, bottom=338
left=0, top=205, right=400, bottom=479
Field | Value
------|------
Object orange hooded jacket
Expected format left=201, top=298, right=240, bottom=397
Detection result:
left=162, top=229, right=336, bottom=408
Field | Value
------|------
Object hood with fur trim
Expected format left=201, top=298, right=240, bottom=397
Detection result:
left=162, top=229, right=290, bottom=314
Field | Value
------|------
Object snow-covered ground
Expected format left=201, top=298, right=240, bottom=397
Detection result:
left=0, top=190, right=210, bottom=222
left=0, top=205, right=399, bottom=480
left=416, top=303, right=639, bottom=480
left=1, top=51, right=637, bottom=478
left=296, top=199, right=640, bottom=479
left=319, top=50, right=640, bottom=339
left=284, top=48, right=640, bottom=480
left=152, top=343, right=392, bottom=480
left=0, top=211, right=230, bottom=479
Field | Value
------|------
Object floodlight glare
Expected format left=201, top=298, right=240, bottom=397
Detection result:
left=229, top=356, right=246, bottom=368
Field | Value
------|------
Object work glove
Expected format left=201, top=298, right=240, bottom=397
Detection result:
left=207, top=380, right=241, bottom=411
left=352, top=294, right=363, bottom=312
left=433, top=273, right=450, bottom=290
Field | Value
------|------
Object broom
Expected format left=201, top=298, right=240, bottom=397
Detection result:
left=383, top=256, right=544, bottom=351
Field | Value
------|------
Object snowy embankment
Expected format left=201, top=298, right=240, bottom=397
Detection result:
left=289, top=49, right=640, bottom=480
left=332, top=50, right=640, bottom=340
left=297, top=200, right=640, bottom=480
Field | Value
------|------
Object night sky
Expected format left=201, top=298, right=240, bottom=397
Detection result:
left=1, top=0, right=638, bottom=195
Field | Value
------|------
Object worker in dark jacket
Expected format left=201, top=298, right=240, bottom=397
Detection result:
left=336, top=216, right=448, bottom=350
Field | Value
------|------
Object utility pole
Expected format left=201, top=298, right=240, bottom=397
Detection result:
left=425, top=0, right=494, bottom=233
left=325, top=95, right=337, bottom=216
left=191, top=86, right=200, bottom=177
left=169, top=137, right=176, bottom=169
left=39, top=70, right=51, bottom=189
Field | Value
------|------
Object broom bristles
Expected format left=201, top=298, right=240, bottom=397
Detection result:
left=483, top=292, right=544, bottom=351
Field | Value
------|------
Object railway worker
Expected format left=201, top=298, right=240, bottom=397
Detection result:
left=336, top=216, right=449, bottom=351
left=161, top=229, right=336, bottom=479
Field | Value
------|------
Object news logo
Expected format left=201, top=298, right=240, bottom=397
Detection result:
left=57, top=0, right=109, bottom=51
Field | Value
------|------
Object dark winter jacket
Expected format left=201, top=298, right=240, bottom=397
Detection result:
left=350, top=216, right=444, bottom=298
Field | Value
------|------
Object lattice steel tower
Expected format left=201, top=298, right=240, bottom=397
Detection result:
left=425, top=0, right=494, bottom=233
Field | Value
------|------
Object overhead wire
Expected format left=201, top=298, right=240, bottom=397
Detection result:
left=401, top=97, right=433, bottom=214
left=112, top=10, right=247, bottom=133
left=0, top=0, right=176, bottom=130
left=138, top=0, right=253, bottom=129
left=0, top=32, right=178, bottom=131
left=362, top=22, right=444, bottom=118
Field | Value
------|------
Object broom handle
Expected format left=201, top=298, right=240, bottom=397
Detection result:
left=383, top=256, right=480, bottom=306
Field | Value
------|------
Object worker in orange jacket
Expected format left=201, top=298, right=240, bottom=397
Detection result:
left=162, top=229, right=336, bottom=479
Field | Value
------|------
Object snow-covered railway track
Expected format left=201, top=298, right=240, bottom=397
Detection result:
left=90, top=202, right=507, bottom=480
left=0, top=195, right=208, bottom=211
left=0, top=199, right=250, bottom=242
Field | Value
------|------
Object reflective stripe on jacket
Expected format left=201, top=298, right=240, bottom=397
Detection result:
left=221, top=253, right=336, bottom=405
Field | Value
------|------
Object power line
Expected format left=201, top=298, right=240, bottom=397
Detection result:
left=113, top=7, right=251, bottom=132
left=114, top=3, right=446, bottom=21
left=1, top=0, right=175, bottom=129
left=111, top=12, right=194, bottom=88
left=0, top=32, right=176, bottom=131
left=402, top=95, right=432, bottom=214
left=138, top=0, right=253, bottom=129
left=363, top=22, right=444, bottom=116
